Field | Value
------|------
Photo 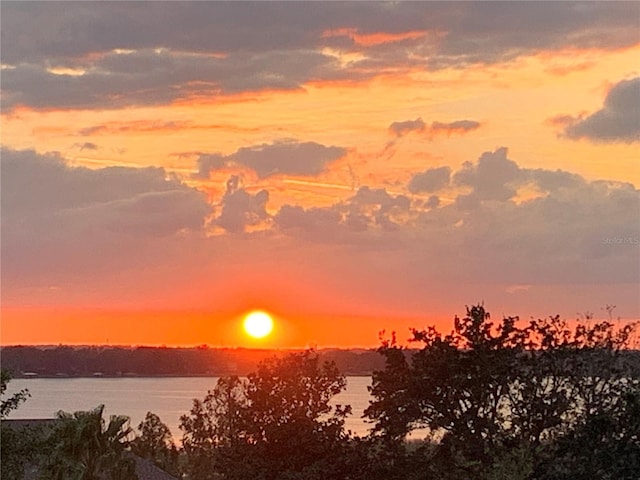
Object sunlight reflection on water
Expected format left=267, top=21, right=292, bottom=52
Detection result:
left=6, top=376, right=392, bottom=439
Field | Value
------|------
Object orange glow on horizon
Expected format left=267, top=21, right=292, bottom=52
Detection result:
left=0, top=306, right=450, bottom=349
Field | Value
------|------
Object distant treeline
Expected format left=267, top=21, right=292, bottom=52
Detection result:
left=0, top=345, right=386, bottom=377
left=3, top=344, right=639, bottom=379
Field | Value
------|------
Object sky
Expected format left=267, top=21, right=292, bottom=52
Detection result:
left=1, top=1, right=639, bottom=348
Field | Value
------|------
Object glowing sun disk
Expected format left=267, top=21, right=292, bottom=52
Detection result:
left=243, top=311, right=274, bottom=339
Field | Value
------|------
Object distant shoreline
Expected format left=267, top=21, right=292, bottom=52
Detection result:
left=1, top=345, right=386, bottom=378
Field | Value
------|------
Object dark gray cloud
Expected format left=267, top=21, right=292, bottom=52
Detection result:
left=389, top=118, right=426, bottom=137
left=454, top=147, right=522, bottom=202
left=274, top=147, right=640, bottom=289
left=194, top=140, right=347, bottom=179
left=2, top=147, right=638, bottom=317
left=430, top=120, right=481, bottom=135
left=408, top=166, right=451, bottom=193
left=194, top=154, right=227, bottom=179
left=234, top=141, right=346, bottom=178
left=562, top=77, right=640, bottom=143
left=74, top=142, right=99, bottom=151
left=1, top=148, right=211, bottom=283
left=0, top=2, right=344, bottom=64
left=4, top=2, right=636, bottom=64
left=1, top=149, right=207, bottom=220
left=1, top=49, right=338, bottom=110
left=275, top=204, right=342, bottom=234
left=215, top=175, right=269, bottom=233
left=2, top=2, right=638, bottom=110
left=423, top=2, right=640, bottom=68
left=425, top=195, right=440, bottom=209
left=347, top=186, right=411, bottom=231
left=274, top=186, right=411, bottom=238
left=529, top=168, right=585, bottom=192
left=451, top=148, right=588, bottom=209
left=389, top=118, right=481, bottom=139
left=350, top=186, right=410, bottom=210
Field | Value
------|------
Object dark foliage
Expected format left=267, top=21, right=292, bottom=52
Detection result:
left=1, top=369, right=36, bottom=478
left=130, top=412, right=181, bottom=477
left=534, top=389, right=640, bottom=480
left=40, top=405, right=138, bottom=480
left=366, top=305, right=640, bottom=479
left=1, top=369, right=30, bottom=418
left=180, top=350, right=356, bottom=480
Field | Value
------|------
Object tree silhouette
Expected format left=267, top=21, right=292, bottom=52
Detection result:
left=180, top=350, right=353, bottom=480
left=366, top=304, right=640, bottom=479
left=131, top=411, right=180, bottom=476
left=0, top=369, right=30, bottom=418
left=0, top=369, right=39, bottom=479
left=42, top=405, right=138, bottom=480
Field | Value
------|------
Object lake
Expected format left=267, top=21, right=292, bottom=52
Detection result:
left=4, top=377, right=379, bottom=439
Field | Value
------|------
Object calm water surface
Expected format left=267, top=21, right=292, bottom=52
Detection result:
left=6, top=377, right=376, bottom=439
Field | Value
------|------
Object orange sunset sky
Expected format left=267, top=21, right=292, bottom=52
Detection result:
left=1, top=2, right=639, bottom=348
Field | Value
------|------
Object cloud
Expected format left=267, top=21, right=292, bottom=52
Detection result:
left=1, top=48, right=339, bottom=110
left=79, top=121, right=188, bottom=136
left=233, top=141, right=346, bottom=178
left=453, top=147, right=521, bottom=202
left=350, top=186, right=410, bottom=210
left=388, top=118, right=426, bottom=137
left=347, top=186, right=411, bottom=231
left=408, top=166, right=451, bottom=193
left=2, top=147, right=638, bottom=320
left=2, top=3, right=638, bottom=110
left=72, top=142, right=99, bottom=151
left=195, top=140, right=347, bottom=179
left=528, top=168, right=585, bottom=192
left=275, top=204, right=342, bottom=234
left=194, top=154, right=227, bottom=179
left=215, top=175, right=269, bottom=233
left=560, top=77, right=640, bottom=143
left=272, top=147, right=640, bottom=292
left=274, top=186, right=410, bottom=238
left=1, top=149, right=211, bottom=284
left=5, top=2, right=635, bottom=65
left=424, top=2, right=640, bottom=68
left=425, top=195, right=440, bottom=209
left=430, top=120, right=481, bottom=135
left=389, top=118, right=481, bottom=139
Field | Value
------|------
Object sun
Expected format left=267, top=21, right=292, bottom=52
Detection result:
left=243, top=311, right=274, bottom=339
